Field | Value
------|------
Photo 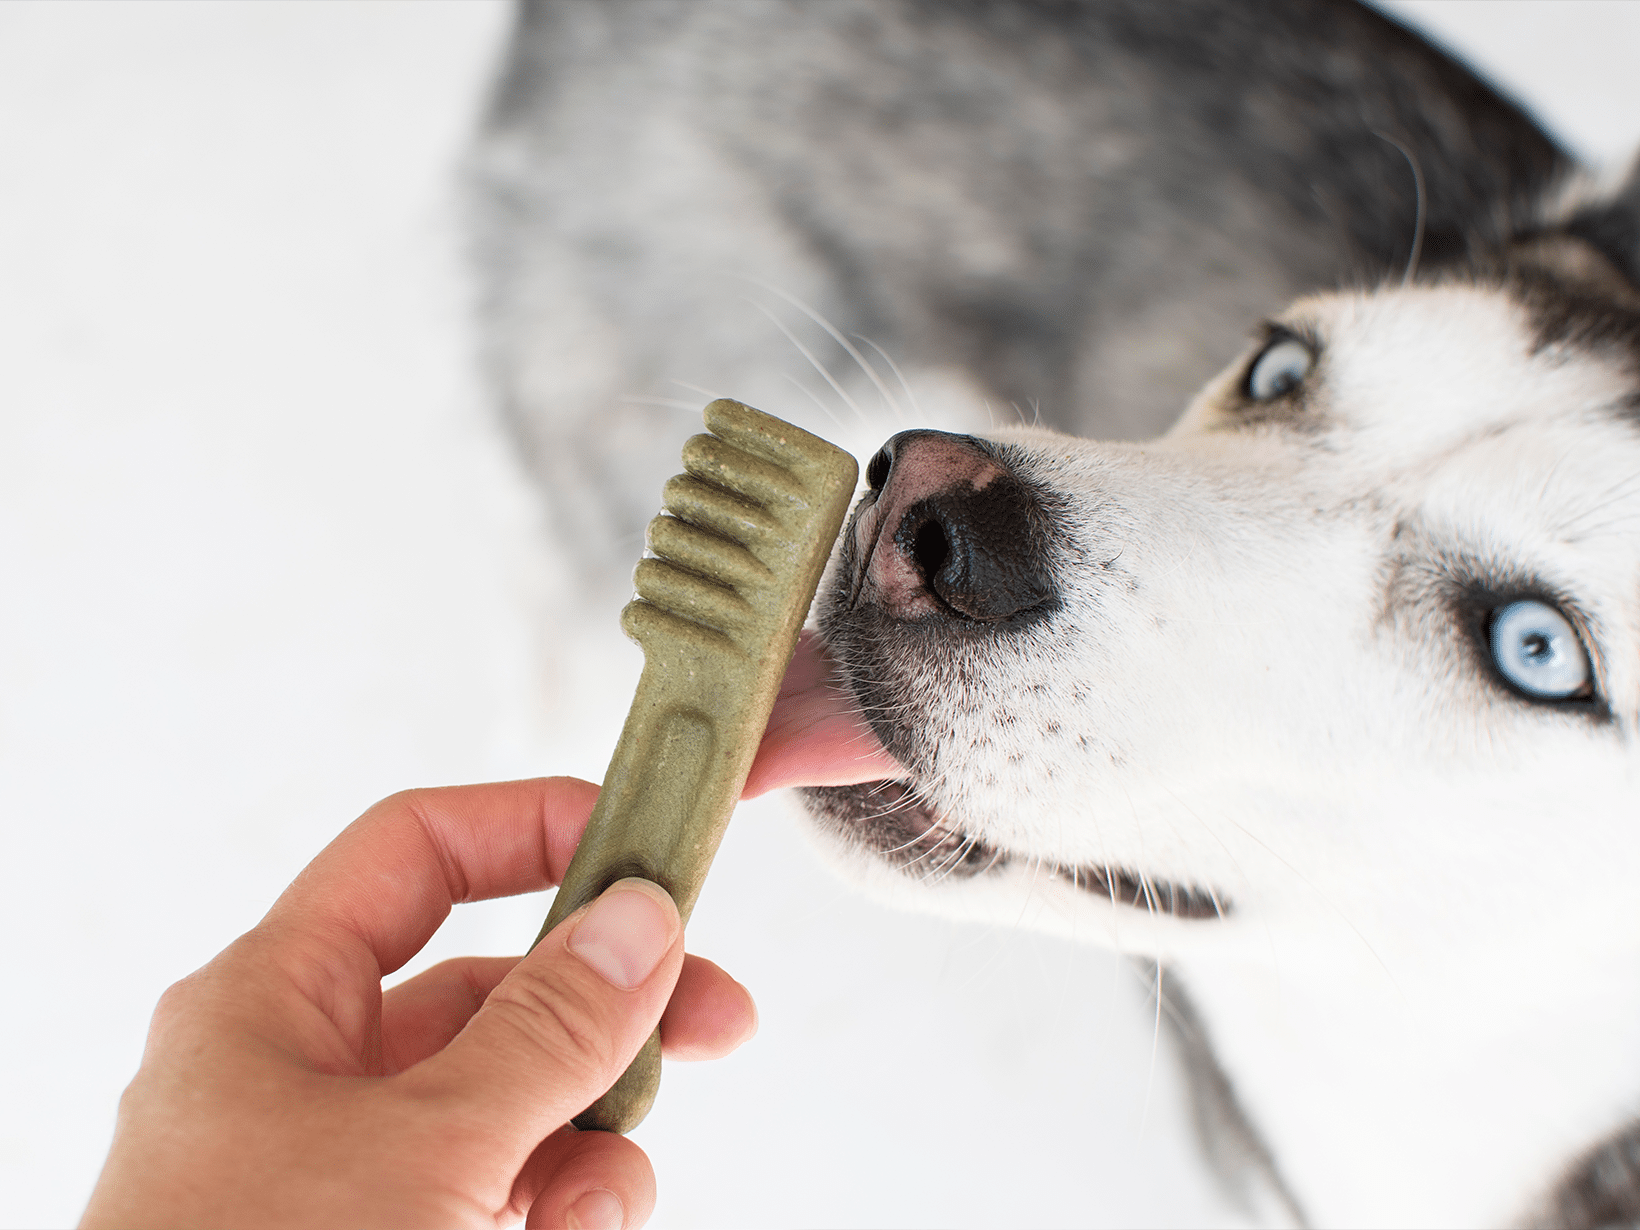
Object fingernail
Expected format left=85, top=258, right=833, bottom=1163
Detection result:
left=566, top=1187, right=625, bottom=1230
left=566, top=878, right=677, bottom=991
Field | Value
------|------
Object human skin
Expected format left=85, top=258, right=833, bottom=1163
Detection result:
left=78, top=777, right=758, bottom=1230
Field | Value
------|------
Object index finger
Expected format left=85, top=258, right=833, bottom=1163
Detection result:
left=264, top=776, right=600, bottom=978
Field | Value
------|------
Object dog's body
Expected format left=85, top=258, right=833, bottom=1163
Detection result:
left=470, top=2, right=1640, bottom=1224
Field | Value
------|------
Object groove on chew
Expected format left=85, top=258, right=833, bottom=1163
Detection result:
left=660, top=473, right=777, bottom=546
left=681, top=435, right=806, bottom=510
left=609, top=705, right=713, bottom=885
left=704, top=399, right=826, bottom=469
left=620, top=598, right=736, bottom=656
left=645, top=515, right=771, bottom=590
left=632, top=557, right=754, bottom=637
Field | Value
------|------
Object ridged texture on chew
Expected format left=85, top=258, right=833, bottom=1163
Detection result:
left=534, top=398, right=858, bottom=1134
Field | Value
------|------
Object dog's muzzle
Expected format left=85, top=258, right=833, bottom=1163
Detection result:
left=806, top=430, right=1228, bottom=921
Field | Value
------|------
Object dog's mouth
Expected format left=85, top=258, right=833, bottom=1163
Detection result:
left=749, top=632, right=1229, bottom=922
left=799, top=779, right=1227, bottom=919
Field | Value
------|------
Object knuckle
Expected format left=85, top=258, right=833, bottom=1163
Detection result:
left=483, top=964, right=624, bottom=1083
left=148, top=973, right=201, bottom=1033
left=431, top=957, right=499, bottom=1014
left=369, top=786, right=426, bottom=816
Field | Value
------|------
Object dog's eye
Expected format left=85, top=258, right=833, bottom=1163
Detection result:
left=1488, top=600, right=1591, bottom=701
left=1245, top=336, right=1314, bottom=400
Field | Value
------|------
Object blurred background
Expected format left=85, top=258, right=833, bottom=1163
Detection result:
left=2, top=3, right=1636, bottom=1226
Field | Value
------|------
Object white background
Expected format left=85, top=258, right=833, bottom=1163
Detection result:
left=1, top=3, right=1636, bottom=1227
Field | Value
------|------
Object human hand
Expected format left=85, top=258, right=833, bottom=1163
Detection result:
left=79, top=777, right=757, bottom=1230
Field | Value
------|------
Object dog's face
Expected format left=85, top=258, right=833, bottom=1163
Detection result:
left=800, top=268, right=1640, bottom=976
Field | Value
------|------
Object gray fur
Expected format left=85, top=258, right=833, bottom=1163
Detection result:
left=1155, top=965, right=1309, bottom=1228
left=1530, top=1120, right=1640, bottom=1229
left=466, top=0, right=1567, bottom=584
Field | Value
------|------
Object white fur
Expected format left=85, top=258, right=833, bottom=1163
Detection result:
left=807, top=282, right=1640, bottom=1225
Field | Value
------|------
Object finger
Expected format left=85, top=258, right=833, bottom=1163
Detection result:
left=261, top=777, right=600, bottom=978
left=661, top=954, right=758, bottom=1061
left=404, top=878, right=684, bottom=1148
left=380, top=950, right=753, bottom=1076
left=379, top=956, right=518, bottom=1073
left=508, top=1126, right=657, bottom=1230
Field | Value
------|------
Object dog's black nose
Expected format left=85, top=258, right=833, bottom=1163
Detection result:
left=858, top=430, right=1055, bottom=623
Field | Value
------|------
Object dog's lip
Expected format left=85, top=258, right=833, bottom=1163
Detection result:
left=743, top=629, right=904, bottom=799
left=804, top=779, right=1229, bottom=920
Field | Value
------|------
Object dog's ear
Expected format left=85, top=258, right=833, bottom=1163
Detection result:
left=1560, top=158, right=1640, bottom=293
left=1507, top=161, right=1640, bottom=310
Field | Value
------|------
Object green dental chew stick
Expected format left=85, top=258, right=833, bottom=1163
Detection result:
left=533, top=398, right=858, bottom=1134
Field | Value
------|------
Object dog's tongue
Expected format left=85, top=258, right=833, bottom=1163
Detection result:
left=743, top=629, right=902, bottom=798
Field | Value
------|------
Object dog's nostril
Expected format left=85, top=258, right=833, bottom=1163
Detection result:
left=864, top=429, right=1058, bottom=624
left=909, top=518, right=949, bottom=584
left=866, top=445, right=893, bottom=492
left=894, top=486, right=1054, bottom=622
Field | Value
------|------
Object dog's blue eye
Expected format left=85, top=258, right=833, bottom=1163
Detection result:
left=1246, top=337, right=1313, bottom=400
left=1489, top=600, right=1590, bottom=700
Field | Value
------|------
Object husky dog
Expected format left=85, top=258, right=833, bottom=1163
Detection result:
left=469, top=1, right=1640, bottom=1224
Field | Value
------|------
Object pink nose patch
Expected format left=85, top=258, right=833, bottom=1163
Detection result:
left=858, top=434, right=1006, bottom=618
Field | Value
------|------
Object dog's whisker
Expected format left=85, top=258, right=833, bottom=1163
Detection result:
left=881, top=818, right=955, bottom=857
left=1562, top=514, right=1640, bottom=542
left=1213, top=808, right=1406, bottom=1003
left=1139, top=958, right=1165, bottom=1141
left=920, top=835, right=977, bottom=884
left=782, top=372, right=849, bottom=432
left=1372, top=130, right=1426, bottom=288
left=852, top=334, right=920, bottom=428
left=618, top=393, right=715, bottom=411
left=664, top=379, right=727, bottom=402
left=743, top=279, right=908, bottom=420
left=1549, top=461, right=1640, bottom=539
left=748, top=298, right=870, bottom=425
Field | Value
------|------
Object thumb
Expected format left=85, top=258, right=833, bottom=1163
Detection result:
left=405, top=878, right=684, bottom=1142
